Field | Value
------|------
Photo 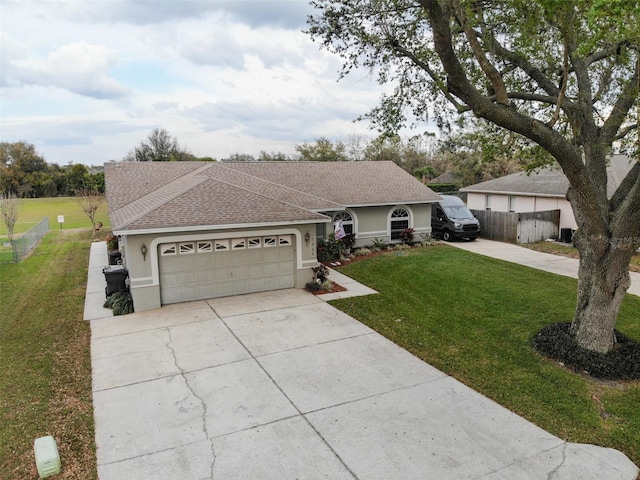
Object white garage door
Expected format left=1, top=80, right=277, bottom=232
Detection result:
left=159, top=235, right=295, bottom=305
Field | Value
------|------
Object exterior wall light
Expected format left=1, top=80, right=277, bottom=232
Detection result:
left=140, top=244, right=148, bottom=261
left=304, top=232, right=310, bottom=245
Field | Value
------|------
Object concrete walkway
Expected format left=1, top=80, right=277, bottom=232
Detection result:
left=86, top=241, right=639, bottom=480
left=449, top=239, right=640, bottom=297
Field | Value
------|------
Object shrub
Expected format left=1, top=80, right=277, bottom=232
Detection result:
left=312, top=264, right=330, bottom=283
left=318, top=234, right=345, bottom=262
left=341, top=233, right=356, bottom=251
left=400, top=228, right=415, bottom=245
left=418, top=232, right=433, bottom=246
left=305, top=281, right=321, bottom=292
left=103, top=291, right=134, bottom=316
left=369, top=237, right=388, bottom=250
left=106, top=234, right=119, bottom=250
left=355, top=247, right=372, bottom=256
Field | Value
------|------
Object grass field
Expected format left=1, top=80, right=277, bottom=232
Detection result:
left=0, top=196, right=110, bottom=238
left=0, top=229, right=97, bottom=479
left=331, top=246, right=640, bottom=467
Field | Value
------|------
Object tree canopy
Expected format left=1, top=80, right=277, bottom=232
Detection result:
left=0, top=141, right=103, bottom=197
left=123, top=128, right=194, bottom=162
left=308, top=0, right=640, bottom=354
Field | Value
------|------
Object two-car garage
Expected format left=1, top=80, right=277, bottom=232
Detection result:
left=158, top=234, right=296, bottom=305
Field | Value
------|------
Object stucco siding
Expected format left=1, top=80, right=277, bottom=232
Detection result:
left=348, top=204, right=432, bottom=247
left=467, top=193, right=576, bottom=230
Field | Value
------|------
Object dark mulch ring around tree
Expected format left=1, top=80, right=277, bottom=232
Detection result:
left=532, top=323, right=640, bottom=381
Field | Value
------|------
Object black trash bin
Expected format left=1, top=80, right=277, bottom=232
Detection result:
left=103, top=265, right=129, bottom=297
left=108, top=251, right=122, bottom=265
left=560, top=228, right=573, bottom=243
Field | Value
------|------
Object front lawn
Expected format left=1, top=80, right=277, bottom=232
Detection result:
left=330, top=246, right=640, bottom=467
left=0, top=229, right=97, bottom=479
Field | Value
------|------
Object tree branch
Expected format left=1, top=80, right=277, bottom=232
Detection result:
left=387, top=40, right=468, bottom=112
left=451, top=0, right=510, bottom=105
left=615, top=123, right=638, bottom=140
left=602, top=55, right=640, bottom=144
left=610, top=161, right=640, bottom=213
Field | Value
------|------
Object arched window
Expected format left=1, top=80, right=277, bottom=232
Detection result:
left=390, top=208, right=410, bottom=240
left=334, top=211, right=354, bottom=236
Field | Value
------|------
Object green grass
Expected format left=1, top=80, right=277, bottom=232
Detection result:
left=331, top=246, right=640, bottom=467
left=0, top=229, right=97, bottom=479
left=0, top=196, right=110, bottom=237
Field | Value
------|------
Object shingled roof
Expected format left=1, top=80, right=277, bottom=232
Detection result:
left=105, top=161, right=440, bottom=234
left=460, top=155, right=635, bottom=198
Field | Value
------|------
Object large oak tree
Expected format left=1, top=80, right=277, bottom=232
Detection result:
left=308, top=0, right=640, bottom=354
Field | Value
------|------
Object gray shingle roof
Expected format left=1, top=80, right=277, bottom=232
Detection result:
left=105, top=161, right=440, bottom=233
left=460, top=155, right=636, bottom=198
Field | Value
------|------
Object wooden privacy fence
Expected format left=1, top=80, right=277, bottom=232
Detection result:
left=470, top=209, right=560, bottom=244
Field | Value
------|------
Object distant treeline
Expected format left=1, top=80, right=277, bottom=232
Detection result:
left=1, top=141, right=104, bottom=197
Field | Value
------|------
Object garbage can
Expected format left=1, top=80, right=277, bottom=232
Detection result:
left=103, top=265, right=129, bottom=297
left=560, top=228, right=573, bottom=243
left=108, top=250, right=122, bottom=265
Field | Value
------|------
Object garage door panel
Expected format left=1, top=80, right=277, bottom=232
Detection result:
left=263, top=249, right=279, bottom=262
left=159, top=239, right=295, bottom=305
left=215, top=267, right=232, bottom=281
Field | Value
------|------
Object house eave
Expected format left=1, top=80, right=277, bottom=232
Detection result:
left=460, top=189, right=565, bottom=199
left=340, top=199, right=441, bottom=209
left=113, top=217, right=331, bottom=237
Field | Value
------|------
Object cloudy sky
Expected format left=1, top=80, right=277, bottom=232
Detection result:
left=1, top=0, right=395, bottom=166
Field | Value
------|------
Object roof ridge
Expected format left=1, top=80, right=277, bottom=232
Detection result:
left=112, top=164, right=212, bottom=229
left=215, top=163, right=344, bottom=210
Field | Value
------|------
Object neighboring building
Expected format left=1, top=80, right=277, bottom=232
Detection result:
left=104, top=161, right=440, bottom=311
left=427, top=171, right=459, bottom=186
left=461, top=155, right=635, bottom=230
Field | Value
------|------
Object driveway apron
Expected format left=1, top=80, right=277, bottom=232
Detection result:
left=88, top=243, right=639, bottom=479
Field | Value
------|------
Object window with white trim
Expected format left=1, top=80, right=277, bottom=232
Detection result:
left=232, top=238, right=246, bottom=250
left=160, top=244, right=177, bottom=256
left=179, top=242, right=195, bottom=254
left=333, top=211, right=354, bottom=235
left=214, top=239, right=229, bottom=251
left=264, top=236, right=277, bottom=247
left=278, top=235, right=292, bottom=246
left=485, top=194, right=492, bottom=211
left=248, top=237, right=261, bottom=249
left=390, top=208, right=410, bottom=241
left=197, top=241, right=212, bottom=253
left=508, top=196, right=516, bottom=212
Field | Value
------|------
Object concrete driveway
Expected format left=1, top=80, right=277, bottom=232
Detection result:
left=90, top=291, right=639, bottom=479
left=87, top=241, right=639, bottom=479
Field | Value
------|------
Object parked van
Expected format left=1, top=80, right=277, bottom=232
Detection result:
left=431, top=195, right=481, bottom=241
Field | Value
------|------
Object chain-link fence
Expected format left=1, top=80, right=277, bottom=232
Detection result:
left=0, top=217, right=50, bottom=264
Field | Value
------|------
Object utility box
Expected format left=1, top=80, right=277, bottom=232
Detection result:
left=560, top=228, right=573, bottom=243
left=103, top=265, right=129, bottom=297
left=108, top=250, right=122, bottom=265
left=34, top=435, right=61, bottom=478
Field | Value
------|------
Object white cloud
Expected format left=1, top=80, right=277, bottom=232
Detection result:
left=4, top=40, right=129, bottom=99
left=0, top=0, right=395, bottom=166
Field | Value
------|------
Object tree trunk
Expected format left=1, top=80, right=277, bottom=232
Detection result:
left=570, top=229, right=634, bottom=354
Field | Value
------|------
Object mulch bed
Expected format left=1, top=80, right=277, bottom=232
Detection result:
left=532, top=322, right=640, bottom=380
left=311, top=281, right=348, bottom=295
